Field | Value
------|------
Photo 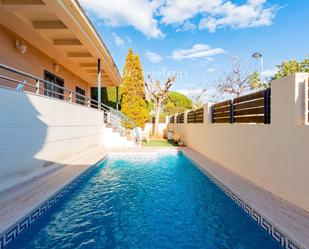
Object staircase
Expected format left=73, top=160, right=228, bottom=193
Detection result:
left=0, top=64, right=141, bottom=147
left=101, top=105, right=141, bottom=147
left=102, top=126, right=136, bottom=147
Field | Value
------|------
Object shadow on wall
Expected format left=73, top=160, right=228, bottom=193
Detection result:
left=295, top=76, right=306, bottom=125
left=0, top=87, right=50, bottom=188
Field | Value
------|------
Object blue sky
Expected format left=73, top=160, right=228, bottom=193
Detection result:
left=80, top=0, right=309, bottom=97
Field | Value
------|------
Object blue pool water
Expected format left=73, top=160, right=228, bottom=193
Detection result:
left=11, top=153, right=281, bottom=249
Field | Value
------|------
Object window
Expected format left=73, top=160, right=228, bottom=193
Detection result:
left=76, top=86, right=85, bottom=105
left=44, top=70, right=64, bottom=100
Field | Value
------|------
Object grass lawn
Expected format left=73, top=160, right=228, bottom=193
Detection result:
left=142, top=139, right=178, bottom=147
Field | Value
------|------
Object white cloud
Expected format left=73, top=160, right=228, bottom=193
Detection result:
left=159, top=0, right=221, bottom=25
left=176, top=21, right=196, bottom=32
left=177, top=88, right=205, bottom=97
left=198, top=0, right=276, bottom=32
left=160, top=0, right=277, bottom=32
left=207, top=68, right=216, bottom=73
left=171, top=44, right=225, bottom=60
left=80, top=0, right=277, bottom=38
left=79, top=0, right=164, bottom=38
left=177, top=87, right=216, bottom=103
left=112, top=33, right=125, bottom=46
left=126, top=36, right=133, bottom=43
left=145, top=51, right=162, bottom=64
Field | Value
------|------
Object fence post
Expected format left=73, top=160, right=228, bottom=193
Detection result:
left=69, top=91, right=72, bottom=102
left=192, top=109, right=196, bottom=124
left=203, top=103, right=212, bottom=124
left=264, top=88, right=271, bottom=124
left=184, top=110, right=189, bottom=124
left=211, top=105, right=215, bottom=123
left=35, top=80, right=40, bottom=94
left=230, top=100, right=234, bottom=124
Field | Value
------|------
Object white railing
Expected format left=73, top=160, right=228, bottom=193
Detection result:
left=0, top=64, right=140, bottom=144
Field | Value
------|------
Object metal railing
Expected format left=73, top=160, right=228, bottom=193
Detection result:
left=0, top=64, right=140, bottom=144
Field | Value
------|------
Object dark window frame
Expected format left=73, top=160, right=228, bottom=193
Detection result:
left=75, top=86, right=86, bottom=105
left=44, top=70, right=64, bottom=100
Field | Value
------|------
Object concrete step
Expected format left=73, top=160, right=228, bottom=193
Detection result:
left=102, top=127, right=136, bottom=147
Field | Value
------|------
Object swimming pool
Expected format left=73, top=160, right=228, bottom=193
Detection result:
left=9, top=153, right=282, bottom=249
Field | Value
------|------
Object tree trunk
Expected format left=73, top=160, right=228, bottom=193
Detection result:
left=153, top=100, right=162, bottom=138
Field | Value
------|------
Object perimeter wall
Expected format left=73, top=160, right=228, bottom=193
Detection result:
left=167, top=74, right=309, bottom=212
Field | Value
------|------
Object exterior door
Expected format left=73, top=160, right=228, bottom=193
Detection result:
left=44, top=70, right=64, bottom=99
left=76, top=86, right=85, bottom=105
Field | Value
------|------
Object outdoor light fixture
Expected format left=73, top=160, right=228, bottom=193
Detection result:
left=15, top=40, right=27, bottom=54
left=252, top=52, right=263, bottom=82
left=252, top=52, right=262, bottom=59
left=53, top=63, right=60, bottom=73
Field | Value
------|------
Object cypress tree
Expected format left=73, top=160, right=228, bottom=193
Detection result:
left=121, top=49, right=149, bottom=129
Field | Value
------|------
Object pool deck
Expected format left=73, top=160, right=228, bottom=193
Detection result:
left=0, top=146, right=308, bottom=249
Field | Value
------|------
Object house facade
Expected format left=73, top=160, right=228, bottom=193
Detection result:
left=0, top=0, right=137, bottom=189
left=0, top=0, right=121, bottom=101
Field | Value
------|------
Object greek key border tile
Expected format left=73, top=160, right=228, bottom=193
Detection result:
left=182, top=153, right=304, bottom=249
left=0, top=161, right=101, bottom=249
left=0, top=153, right=304, bottom=249
left=287, top=239, right=301, bottom=249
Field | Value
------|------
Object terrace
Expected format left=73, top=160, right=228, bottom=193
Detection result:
left=0, top=0, right=308, bottom=249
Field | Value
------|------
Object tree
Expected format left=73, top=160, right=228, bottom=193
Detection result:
left=120, top=49, right=149, bottom=129
left=216, top=57, right=261, bottom=98
left=146, top=76, right=176, bottom=137
left=249, top=71, right=261, bottom=89
left=90, top=87, right=119, bottom=109
left=190, top=88, right=207, bottom=108
left=163, top=91, right=192, bottom=115
left=273, top=58, right=309, bottom=80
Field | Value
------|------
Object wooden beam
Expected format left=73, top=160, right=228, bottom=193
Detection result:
left=53, top=39, right=82, bottom=45
left=1, top=0, right=44, bottom=4
left=67, top=52, right=92, bottom=58
left=33, top=21, right=67, bottom=29
left=234, top=116, right=264, bottom=124
left=79, top=63, right=97, bottom=68
left=86, top=69, right=106, bottom=74
left=90, top=75, right=110, bottom=79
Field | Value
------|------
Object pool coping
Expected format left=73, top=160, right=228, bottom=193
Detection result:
left=180, top=148, right=308, bottom=249
left=0, top=146, right=308, bottom=249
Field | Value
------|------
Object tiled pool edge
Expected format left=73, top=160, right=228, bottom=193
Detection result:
left=0, top=155, right=107, bottom=249
left=181, top=151, right=303, bottom=249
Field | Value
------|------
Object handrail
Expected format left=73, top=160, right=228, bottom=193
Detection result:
left=0, top=64, right=140, bottom=144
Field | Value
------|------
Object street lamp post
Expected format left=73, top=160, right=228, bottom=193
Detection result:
left=252, top=52, right=263, bottom=83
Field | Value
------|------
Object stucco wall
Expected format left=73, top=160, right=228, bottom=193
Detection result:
left=0, top=87, right=104, bottom=185
left=0, top=24, right=90, bottom=97
left=168, top=74, right=309, bottom=212
left=144, top=117, right=168, bottom=137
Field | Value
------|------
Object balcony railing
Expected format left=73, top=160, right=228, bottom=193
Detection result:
left=0, top=64, right=140, bottom=144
